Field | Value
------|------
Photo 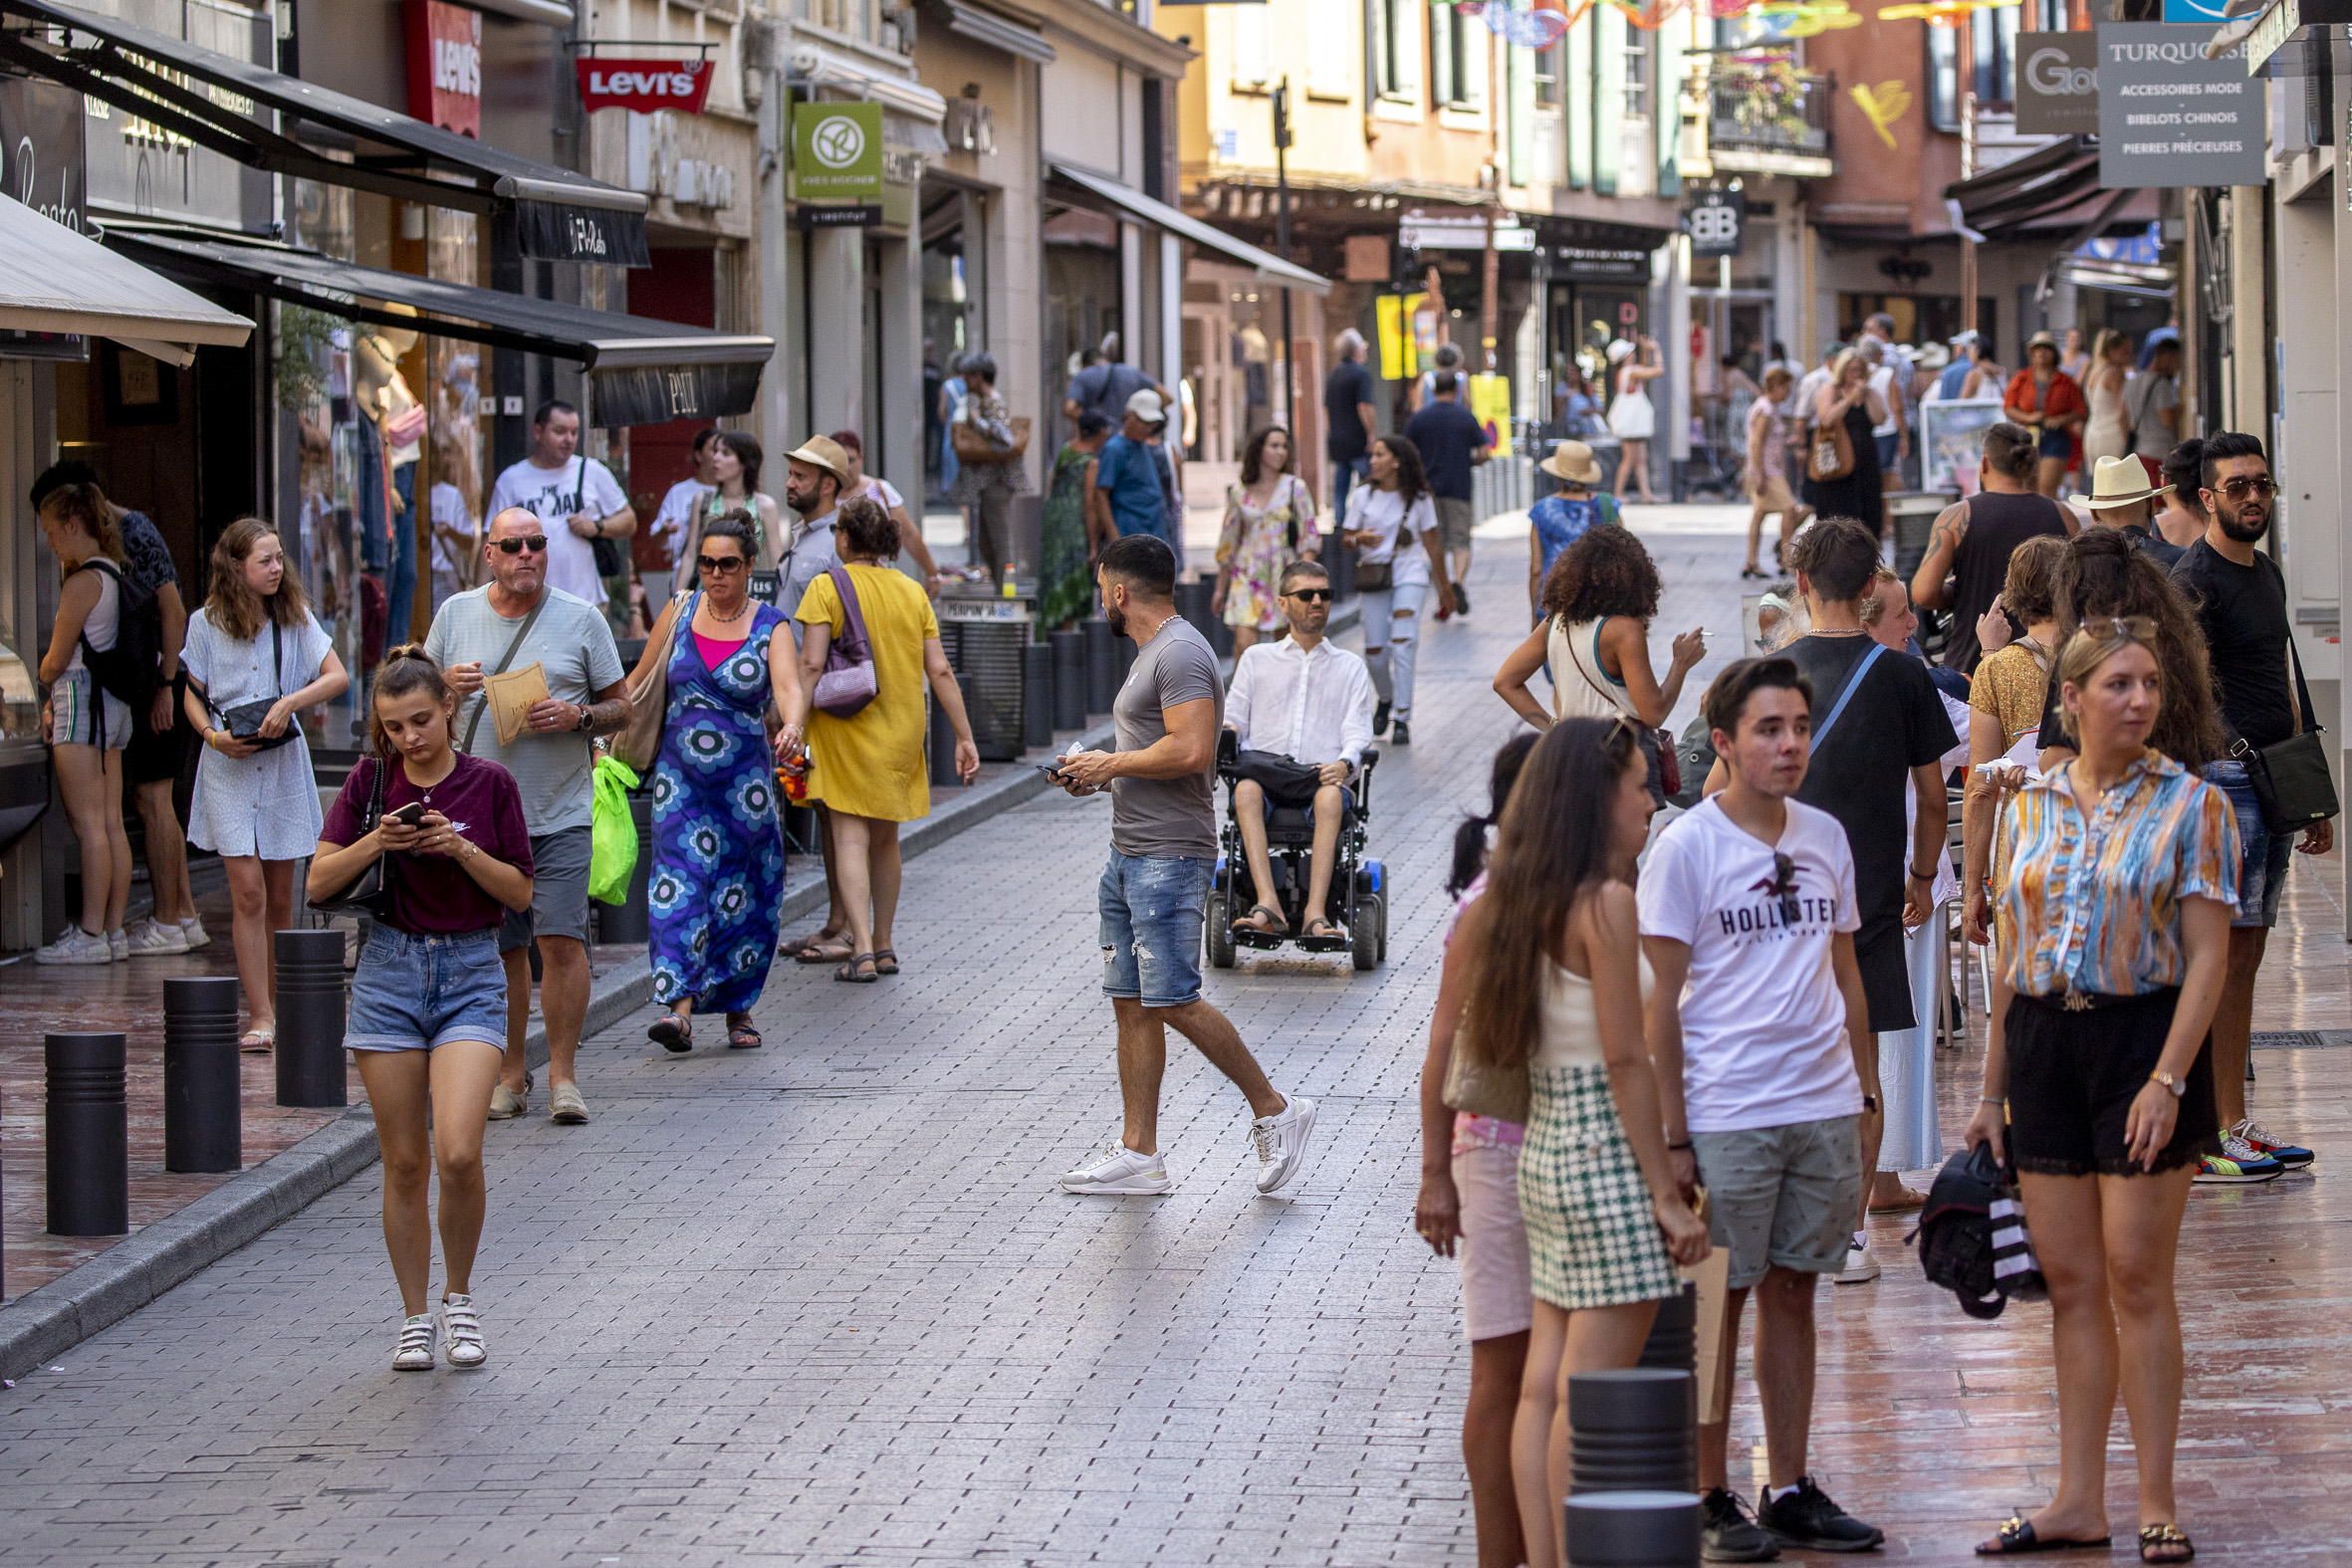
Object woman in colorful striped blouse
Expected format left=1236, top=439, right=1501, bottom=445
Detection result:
left=1964, top=616, right=2233, bottom=1565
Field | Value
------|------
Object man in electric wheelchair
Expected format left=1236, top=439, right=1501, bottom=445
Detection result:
left=1212, top=560, right=1387, bottom=970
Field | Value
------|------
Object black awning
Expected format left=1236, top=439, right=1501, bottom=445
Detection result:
left=0, top=0, right=650, bottom=266
left=1944, top=135, right=2107, bottom=241
left=110, top=228, right=770, bottom=427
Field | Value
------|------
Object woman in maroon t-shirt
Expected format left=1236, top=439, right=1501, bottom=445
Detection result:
left=310, top=647, right=534, bottom=1373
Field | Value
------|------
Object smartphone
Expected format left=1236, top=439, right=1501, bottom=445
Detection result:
left=386, top=801, right=428, bottom=826
left=1036, top=762, right=1069, bottom=782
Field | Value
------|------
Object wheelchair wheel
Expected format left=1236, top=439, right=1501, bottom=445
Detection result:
left=1351, top=893, right=1379, bottom=971
left=1375, top=891, right=1389, bottom=963
left=1208, top=876, right=1237, bottom=970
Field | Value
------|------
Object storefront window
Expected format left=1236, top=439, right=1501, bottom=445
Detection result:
left=280, top=175, right=366, bottom=749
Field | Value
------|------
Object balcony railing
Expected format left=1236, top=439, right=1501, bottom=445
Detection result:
left=1708, top=71, right=1835, bottom=176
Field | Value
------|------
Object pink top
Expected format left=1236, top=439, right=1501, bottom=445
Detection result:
left=693, top=631, right=746, bottom=670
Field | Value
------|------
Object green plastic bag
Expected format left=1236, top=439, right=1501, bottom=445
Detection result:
left=589, top=755, right=639, bottom=906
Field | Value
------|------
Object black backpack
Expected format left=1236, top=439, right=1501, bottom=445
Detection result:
left=1910, top=1143, right=2046, bottom=1320
left=70, top=558, right=159, bottom=710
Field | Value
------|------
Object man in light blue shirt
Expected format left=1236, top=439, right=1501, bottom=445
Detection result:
left=1092, top=392, right=1169, bottom=541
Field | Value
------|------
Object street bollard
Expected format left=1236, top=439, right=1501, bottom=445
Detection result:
left=1022, top=641, right=1055, bottom=751
left=594, top=792, right=655, bottom=945
left=1173, top=578, right=1215, bottom=646
left=1114, top=625, right=1135, bottom=688
left=1320, top=528, right=1356, bottom=601
left=1082, top=618, right=1115, bottom=714
left=1563, top=1489, right=1702, bottom=1567
left=931, top=671, right=977, bottom=786
left=1567, top=1367, right=1696, bottom=1495
left=1637, top=1281, right=1698, bottom=1374
left=274, top=929, right=349, bottom=1108
left=162, top=977, right=242, bottom=1174
left=1051, top=629, right=1087, bottom=732
left=46, top=1032, right=127, bottom=1236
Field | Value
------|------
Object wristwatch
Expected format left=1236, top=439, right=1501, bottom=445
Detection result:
left=574, top=703, right=593, bottom=733
left=2148, top=1069, right=2186, bottom=1098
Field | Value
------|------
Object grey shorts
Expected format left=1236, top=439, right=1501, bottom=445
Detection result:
left=1691, top=1114, right=1863, bottom=1290
left=499, top=824, right=592, bottom=953
left=1432, top=496, right=1476, bottom=555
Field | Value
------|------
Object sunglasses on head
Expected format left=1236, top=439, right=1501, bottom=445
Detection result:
left=1287, top=587, right=1333, bottom=602
left=697, top=555, right=748, bottom=574
left=492, top=535, right=549, bottom=555
left=2078, top=614, right=2158, bottom=645
left=2204, top=476, right=2274, bottom=500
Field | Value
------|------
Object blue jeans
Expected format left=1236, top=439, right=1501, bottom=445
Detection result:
left=2205, top=760, right=2294, bottom=928
left=1874, top=433, right=1900, bottom=472
left=348, top=926, right=508, bottom=1051
left=1098, top=850, right=1210, bottom=1008
left=1329, top=454, right=1370, bottom=526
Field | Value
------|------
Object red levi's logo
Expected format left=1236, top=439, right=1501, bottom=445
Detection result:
left=404, top=0, right=481, bottom=136
left=575, top=59, right=714, bottom=116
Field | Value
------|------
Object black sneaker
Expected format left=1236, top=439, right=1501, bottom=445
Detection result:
left=1372, top=700, right=1391, bottom=738
left=1453, top=581, right=1471, bottom=615
left=1757, top=1476, right=1884, bottom=1553
left=1390, top=718, right=1411, bottom=746
left=1701, top=1488, right=1781, bottom=1562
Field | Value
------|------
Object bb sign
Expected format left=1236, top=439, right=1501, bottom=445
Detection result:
left=2096, top=23, right=2263, bottom=188
left=1683, top=189, right=1744, bottom=258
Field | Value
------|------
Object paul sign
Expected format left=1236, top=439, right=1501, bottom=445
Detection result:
left=575, top=58, right=715, bottom=116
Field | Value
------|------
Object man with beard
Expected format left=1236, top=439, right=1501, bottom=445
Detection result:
left=1051, top=534, right=1318, bottom=1197
left=2173, top=433, right=2331, bottom=1176
left=776, top=437, right=848, bottom=621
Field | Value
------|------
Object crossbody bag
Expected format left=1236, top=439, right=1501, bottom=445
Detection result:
left=2232, top=564, right=2338, bottom=833
left=458, top=594, right=549, bottom=753
left=566, top=457, right=623, bottom=578
left=309, top=753, right=398, bottom=919
left=1558, top=617, right=1682, bottom=798
left=208, top=618, right=298, bottom=753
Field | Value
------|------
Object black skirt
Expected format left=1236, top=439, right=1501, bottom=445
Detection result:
left=2004, top=987, right=2219, bottom=1178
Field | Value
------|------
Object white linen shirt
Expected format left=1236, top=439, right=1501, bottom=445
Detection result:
left=1225, top=634, right=1376, bottom=772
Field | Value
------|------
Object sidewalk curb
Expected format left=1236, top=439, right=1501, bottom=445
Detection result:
left=0, top=710, right=1127, bottom=1382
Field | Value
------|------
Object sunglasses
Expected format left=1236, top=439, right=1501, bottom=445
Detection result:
left=2203, top=476, right=2274, bottom=500
left=492, top=536, right=549, bottom=555
left=2078, top=614, right=2158, bottom=644
left=1769, top=851, right=1803, bottom=927
left=1287, top=587, right=1333, bottom=603
left=697, top=555, right=749, bottom=574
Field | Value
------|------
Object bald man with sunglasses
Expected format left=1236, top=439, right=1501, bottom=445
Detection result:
left=425, top=506, right=631, bottom=1127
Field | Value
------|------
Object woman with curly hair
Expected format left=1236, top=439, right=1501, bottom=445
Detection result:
left=1492, top=525, right=1704, bottom=801
left=1340, top=433, right=1452, bottom=745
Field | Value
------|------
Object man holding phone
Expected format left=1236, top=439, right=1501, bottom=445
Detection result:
left=1051, top=535, right=1317, bottom=1197
left=424, top=507, right=629, bottom=1125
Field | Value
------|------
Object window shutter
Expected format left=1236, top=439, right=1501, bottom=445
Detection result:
left=1233, top=5, right=1270, bottom=88
left=1309, top=0, right=1354, bottom=97
left=1391, top=0, right=1421, bottom=103
left=1461, top=5, right=1488, bottom=108
left=1565, top=8, right=1591, bottom=189
left=1508, top=0, right=1533, bottom=183
left=1593, top=4, right=1624, bottom=195
left=1654, top=16, right=1681, bottom=196
left=1431, top=4, right=1454, bottom=107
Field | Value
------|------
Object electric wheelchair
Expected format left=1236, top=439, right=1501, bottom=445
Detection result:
left=1205, top=729, right=1389, bottom=973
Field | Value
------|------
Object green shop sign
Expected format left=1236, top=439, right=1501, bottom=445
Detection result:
left=793, top=102, right=883, bottom=205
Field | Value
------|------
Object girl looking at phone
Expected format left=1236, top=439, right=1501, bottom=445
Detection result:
left=310, top=646, right=533, bottom=1372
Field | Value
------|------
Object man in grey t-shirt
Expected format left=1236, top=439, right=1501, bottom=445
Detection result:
left=1051, top=536, right=1316, bottom=1198
left=423, top=507, right=630, bottom=1126
left=2125, top=340, right=2181, bottom=463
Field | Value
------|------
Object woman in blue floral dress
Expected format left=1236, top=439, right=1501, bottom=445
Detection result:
left=629, top=513, right=805, bottom=1051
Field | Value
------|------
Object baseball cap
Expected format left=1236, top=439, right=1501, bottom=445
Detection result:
left=1125, top=388, right=1165, bottom=422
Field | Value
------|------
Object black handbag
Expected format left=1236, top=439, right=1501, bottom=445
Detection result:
left=2234, top=570, right=2340, bottom=835
left=1234, top=749, right=1325, bottom=807
left=309, top=754, right=399, bottom=919
left=209, top=619, right=298, bottom=753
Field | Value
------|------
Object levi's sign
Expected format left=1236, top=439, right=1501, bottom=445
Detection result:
left=576, top=58, right=715, bottom=116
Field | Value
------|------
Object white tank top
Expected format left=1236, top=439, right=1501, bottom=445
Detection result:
left=1532, top=952, right=1654, bottom=1070
left=65, top=560, right=120, bottom=673
left=1548, top=616, right=1641, bottom=723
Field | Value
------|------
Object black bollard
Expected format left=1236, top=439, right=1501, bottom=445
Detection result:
left=46, top=1032, right=126, bottom=1236
left=1321, top=528, right=1356, bottom=601
left=1173, top=578, right=1214, bottom=645
left=1637, top=1281, right=1698, bottom=1374
left=1567, top=1367, right=1696, bottom=1495
left=1051, top=629, right=1087, bottom=731
left=274, top=929, right=349, bottom=1108
left=1114, top=626, right=1136, bottom=688
left=1563, top=1489, right=1702, bottom=1567
left=1022, top=641, right=1056, bottom=750
left=1082, top=618, right=1115, bottom=714
left=162, top=977, right=242, bottom=1174
left=930, top=672, right=977, bottom=786
left=595, top=792, right=655, bottom=945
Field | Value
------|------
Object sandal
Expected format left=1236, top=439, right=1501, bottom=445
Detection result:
left=726, top=1015, right=763, bottom=1049
left=1976, top=1517, right=2110, bottom=1555
left=871, top=948, right=899, bottom=976
left=648, top=1012, right=693, bottom=1053
left=1231, top=903, right=1288, bottom=947
left=238, top=1025, right=275, bottom=1054
left=2138, top=1524, right=2194, bottom=1564
left=1742, top=564, right=1769, bottom=580
left=789, top=931, right=853, bottom=964
left=1296, top=915, right=1349, bottom=952
left=833, top=952, right=880, bottom=984
left=1868, top=1189, right=1929, bottom=1214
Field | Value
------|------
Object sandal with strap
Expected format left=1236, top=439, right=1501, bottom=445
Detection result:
left=238, top=1024, right=275, bottom=1054
left=834, top=952, right=880, bottom=984
left=790, top=931, right=854, bottom=964
left=648, top=1012, right=693, bottom=1053
left=872, top=948, right=899, bottom=976
left=727, top=1016, right=764, bottom=1049
left=2138, top=1524, right=2194, bottom=1564
left=1976, top=1517, right=2110, bottom=1555
left=1231, top=903, right=1288, bottom=949
left=1296, top=916, right=1350, bottom=953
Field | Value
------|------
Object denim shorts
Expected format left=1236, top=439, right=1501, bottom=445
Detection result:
left=2205, top=759, right=2294, bottom=929
left=348, top=926, right=509, bottom=1052
left=2036, top=426, right=2070, bottom=461
left=1099, top=850, right=1210, bottom=1008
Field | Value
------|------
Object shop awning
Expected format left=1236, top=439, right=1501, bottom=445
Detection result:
left=794, top=39, right=950, bottom=154
left=0, top=0, right=650, bottom=266
left=942, top=1, right=1057, bottom=63
left=109, top=228, right=768, bottom=427
left=1942, top=136, right=2109, bottom=242
left=1048, top=161, right=1329, bottom=296
left=0, top=199, right=251, bottom=363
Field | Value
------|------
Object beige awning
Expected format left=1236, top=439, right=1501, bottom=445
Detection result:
left=0, top=201, right=251, bottom=364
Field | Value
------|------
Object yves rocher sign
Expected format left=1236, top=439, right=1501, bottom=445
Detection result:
left=575, top=58, right=714, bottom=116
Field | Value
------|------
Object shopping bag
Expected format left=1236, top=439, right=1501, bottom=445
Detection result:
left=589, top=755, right=639, bottom=906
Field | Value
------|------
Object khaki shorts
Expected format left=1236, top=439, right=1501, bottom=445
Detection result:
left=1690, top=1114, right=1863, bottom=1289
left=1749, top=473, right=1795, bottom=513
left=1432, top=496, right=1475, bottom=555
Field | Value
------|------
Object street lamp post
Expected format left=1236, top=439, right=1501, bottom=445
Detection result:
left=1274, top=76, right=1294, bottom=429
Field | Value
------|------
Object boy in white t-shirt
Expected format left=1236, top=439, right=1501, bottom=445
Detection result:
left=427, top=480, right=475, bottom=612
left=1638, top=655, right=1883, bottom=1561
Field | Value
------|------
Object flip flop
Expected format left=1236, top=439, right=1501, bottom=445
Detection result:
left=1296, top=916, right=1350, bottom=953
left=834, top=952, right=880, bottom=984
left=238, top=1025, right=275, bottom=1054
left=1232, top=904, right=1288, bottom=949
left=794, top=935, right=855, bottom=965
left=871, top=948, right=899, bottom=976
left=2137, top=1524, right=2193, bottom=1564
left=648, top=1013, right=693, bottom=1053
left=1976, top=1517, right=2112, bottom=1555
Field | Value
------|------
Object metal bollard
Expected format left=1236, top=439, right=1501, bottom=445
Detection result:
left=1173, top=578, right=1215, bottom=645
left=1568, top=1368, right=1696, bottom=1495
left=930, top=671, right=977, bottom=786
left=1637, top=1281, right=1698, bottom=1374
left=274, top=929, right=349, bottom=1108
left=46, top=1032, right=126, bottom=1236
left=162, top=977, right=242, bottom=1174
left=594, top=792, right=655, bottom=945
left=1320, top=528, right=1356, bottom=601
left=1082, top=618, right=1115, bottom=714
left=1563, top=1489, right=1702, bottom=1567
left=1022, top=641, right=1056, bottom=751
left=1051, top=629, right=1087, bottom=731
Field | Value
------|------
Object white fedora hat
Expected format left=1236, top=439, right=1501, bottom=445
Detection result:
left=2079, top=454, right=2169, bottom=510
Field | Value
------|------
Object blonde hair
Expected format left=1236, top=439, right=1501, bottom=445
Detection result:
left=2091, top=329, right=2130, bottom=366
left=1857, top=565, right=1904, bottom=627
left=1763, top=365, right=1793, bottom=395
left=2053, top=620, right=2158, bottom=747
left=38, top=482, right=124, bottom=565
left=205, top=518, right=312, bottom=643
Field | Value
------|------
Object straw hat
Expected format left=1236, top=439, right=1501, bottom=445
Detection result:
left=1538, top=440, right=1604, bottom=486
left=787, top=435, right=851, bottom=487
left=2025, top=330, right=2060, bottom=354
left=2078, top=454, right=2169, bottom=510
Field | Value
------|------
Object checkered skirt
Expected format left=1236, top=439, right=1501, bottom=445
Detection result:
left=1519, top=1061, right=1680, bottom=1310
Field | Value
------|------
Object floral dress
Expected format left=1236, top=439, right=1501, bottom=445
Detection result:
left=647, top=593, right=789, bottom=1011
left=1215, top=473, right=1319, bottom=631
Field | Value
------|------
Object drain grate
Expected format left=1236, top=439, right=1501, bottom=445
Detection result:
left=2249, top=1030, right=2352, bottom=1050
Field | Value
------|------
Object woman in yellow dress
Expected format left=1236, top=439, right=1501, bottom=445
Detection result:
left=787, top=498, right=981, bottom=982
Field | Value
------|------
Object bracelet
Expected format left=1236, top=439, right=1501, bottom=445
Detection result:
left=1910, top=865, right=1938, bottom=880
left=1666, top=1140, right=1693, bottom=1152
left=1980, top=1095, right=2006, bottom=1106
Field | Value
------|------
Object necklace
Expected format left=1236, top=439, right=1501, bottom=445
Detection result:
left=703, top=597, right=751, bottom=626
left=1142, top=610, right=1182, bottom=642
left=1811, top=625, right=1869, bottom=637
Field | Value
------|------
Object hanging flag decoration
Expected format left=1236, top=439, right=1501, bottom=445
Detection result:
left=1875, top=0, right=2013, bottom=20
left=1448, top=0, right=1575, bottom=44
left=1848, top=79, right=1915, bottom=146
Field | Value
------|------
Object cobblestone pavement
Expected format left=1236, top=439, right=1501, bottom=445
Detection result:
left=2, top=512, right=2345, bottom=1566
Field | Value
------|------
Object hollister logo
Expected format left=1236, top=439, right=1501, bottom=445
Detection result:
left=576, top=58, right=715, bottom=116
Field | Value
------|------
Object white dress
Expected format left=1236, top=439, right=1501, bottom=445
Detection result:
left=1607, top=366, right=1657, bottom=441
left=183, top=607, right=333, bottom=860
left=2082, top=368, right=2128, bottom=471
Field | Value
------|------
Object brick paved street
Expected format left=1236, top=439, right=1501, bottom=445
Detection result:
left=1, top=513, right=2345, bottom=1566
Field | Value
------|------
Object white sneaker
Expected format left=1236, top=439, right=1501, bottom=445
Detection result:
left=106, top=927, right=128, bottom=962
left=1251, top=1094, right=1318, bottom=1194
left=438, top=1293, right=486, bottom=1368
left=123, top=916, right=188, bottom=956
left=1836, top=1237, right=1882, bottom=1284
left=392, top=1313, right=435, bottom=1371
left=177, top=914, right=211, bottom=951
left=1058, top=1142, right=1174, bottom=1195
left=34, top=927, right=113, bottom=966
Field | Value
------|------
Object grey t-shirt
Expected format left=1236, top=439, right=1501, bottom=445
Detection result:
left=1110, top=617, right=1222, bottom=859
left=423, top=584, right=624, bottom=834
left=2126, top=371, right=2178, bottom=456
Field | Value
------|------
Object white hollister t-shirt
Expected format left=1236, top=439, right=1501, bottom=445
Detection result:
left=1636, top=794, right=1866, bottom=1134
